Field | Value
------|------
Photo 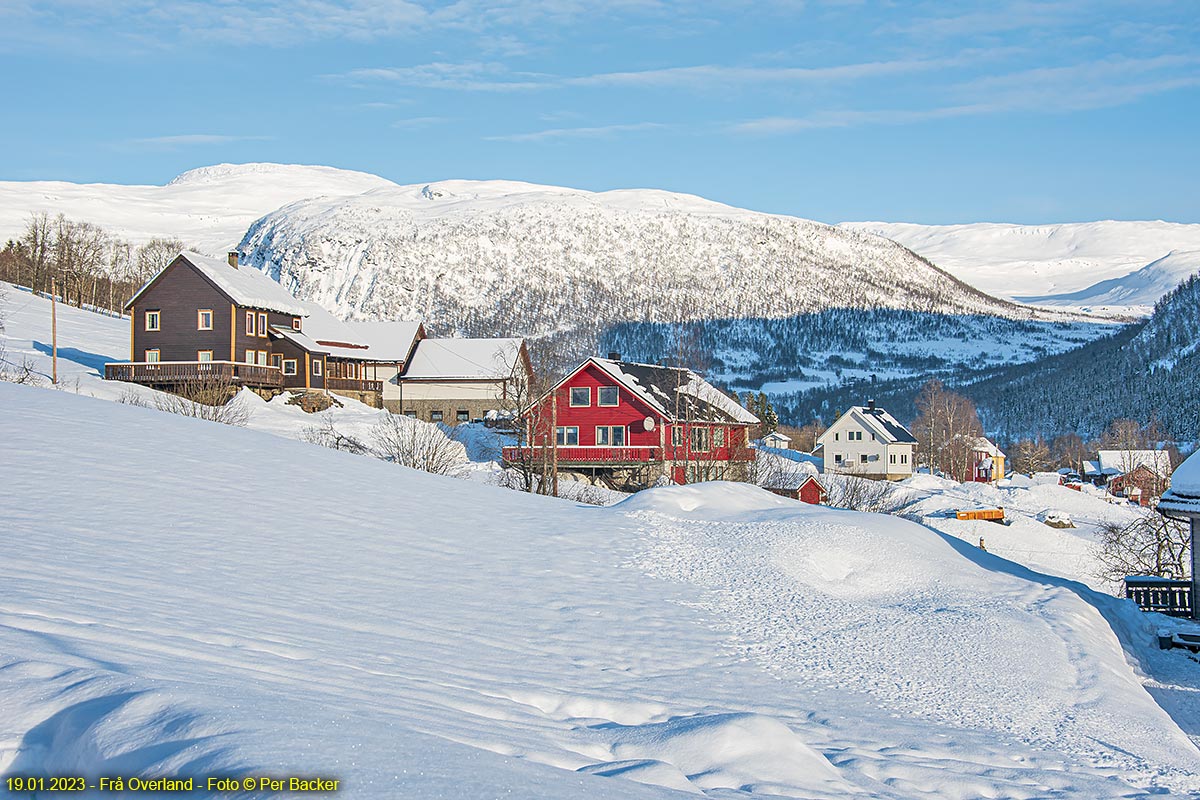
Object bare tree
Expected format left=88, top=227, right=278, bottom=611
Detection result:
left=301, top=412, right=369, bottom=454
left=1051, top=432, right=1088, bottom=475
left=153, top=377, right=249, bottom=426
left=1096, top=513, right=1191, bottom=583
left=911, top=379, right=984, bottom=480
left=825, top=472, right=909, bottom=514
left=371, top=412, right=467, bottom=475
left=1011, top=437, right=1052, bottom=476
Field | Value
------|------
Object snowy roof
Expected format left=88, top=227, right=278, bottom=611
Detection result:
left=763, top=472, right=824, bottom=492
left=350, top=320, right=423, bottom=362
left=1096, top=449, right=1172, bottom=477
left=763, top=432, right=792, bottom=442
left=127, top=251, right=310, bottom=316
left=819, top=405, right=916, bottom=446
left=588, top=358, right=759, bottom=424
left=1083, top=460, right=1101, bottom=476
left=269, top=326, right=329, bottom=355
left=971, top=438, right=1006, bottom=458
left=297, top=301, right=369, bottom=348
left=403, top=338, right=524, bottom=380
left=1159, top=451, right=1200, bottom=517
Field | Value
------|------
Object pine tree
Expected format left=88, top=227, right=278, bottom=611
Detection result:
left=757, top=392, right=779, bottom=435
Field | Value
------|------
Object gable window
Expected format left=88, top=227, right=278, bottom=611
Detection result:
left=556, top=426, right=579, bottom=446
left=258, top=313, right=268, bottom=338
left=312, top=359, right=323, bottom=377
left=570, top=387, right=590, bottom=406
left=456, top=410, right=470, bottom=423
left=282, top=359, right=298, bottom=376
left=144, top=348, right=160, bottom=363
left=292, top=317, right=302, bottom=331
left=598, top=386, right=618, bottom=407
left=197, top=309, right=213, bottom=330
left=430, top=410, right=444, bottom=422
left=197, top=350, right=213, bottom=362
left=691, top=428, right=710, bottom=452
left=595, top=426, right=626, bottom=446
left=144, top=310, right=160, bottom=331
left=245, top=311, right=255, bottom=336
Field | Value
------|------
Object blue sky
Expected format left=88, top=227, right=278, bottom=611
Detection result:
left=0, top=0, right=1197, bottom=223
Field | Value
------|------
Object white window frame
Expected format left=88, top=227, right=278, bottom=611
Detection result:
left=569, top=387, right=590, bottom=407
left=257, top=350, right=268, bottom=366
left=312, top=359, right=323, bottom=377
left=282, top=359, right=298, bottom=376
left=713, top=427, right=725, bottom=447
left=596, top=425, right=626, bottom=447
left=691, top=427, right=710, bottom=453
left=144, top=310, right=160, bottom=331
left=292, top=317, right=302, bottom=331
left=144, top=348, right=160, bottom=363
left=597, top=386, right=619, bottom=407
left=197, top=309, right=213, bottom=330
left=672, top=427, right=684, bottom=447
left=245, top=349, right=256, bottom=364
left=556, top=426, right=579, bottom=446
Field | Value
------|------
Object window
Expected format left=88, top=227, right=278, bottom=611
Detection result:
left=282, top=359, right=298, bottom=376
left=292, top=317, right=302, bottom=331
left=145, top=349, right=160, bottom=363
left=271, top=354, right=282, bottom=369
left=144, top=310, right=160, bottom=331
left=197, top=309, right=213, bottom=330
left=556, top=426, right=579, bottom=446
left=312, top=359, right=323, bottom=377
left=246, top=311, right=255, bottom=336
left=596, top=426, right=625, bottom=446
left=404, top=410, right=416, bottom=417
left=901, top=453, right=909, bottom=464
left=713, top=427, right=726, bottom=447
left=834, top=432, right=840, bottom=441
left=245, top=349, right=256, bottom=364
left=672, top=427, right=684, bottom=447
left=598, top=386, right=618, bottom=406
left=860, top=454, right=869, bottom=464
left=430, top=410, right=444, bottom=422
left=890, top=453, right=897, bottom=464
left=456, top=410, right=470, bottom=422
left=834, top=453, right=844, bottom=464
left=691, top=428, right=710, bottom=452
left=258, top=313, right=268, bottom=338
left=258, top=350, right=268, bottom=366
left=847, top=430, right=863, bottom=441
left=570, top=387, right=590, bottom=406
left=197, top=350, right=213, bottom=362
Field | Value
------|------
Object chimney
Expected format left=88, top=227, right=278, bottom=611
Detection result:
left=867, top=398, right=876, bottom=411
left=608, top=351, right=620, bottom=361
left=227, top=251, right=239, bottom=269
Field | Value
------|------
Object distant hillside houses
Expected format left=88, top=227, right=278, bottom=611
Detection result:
left=106, top=251, right=531, bottom=423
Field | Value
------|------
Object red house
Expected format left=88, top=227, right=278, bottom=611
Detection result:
left=764, top=474, right=828, bottom=505
left=502, top=355, right=759, bottom=491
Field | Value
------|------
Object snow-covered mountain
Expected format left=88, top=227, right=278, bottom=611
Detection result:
left=0, top=162, right=396, bottom=253
left=238, top=180, right=1072, bottom=370
left=840, top=220, right=1200, bottom=314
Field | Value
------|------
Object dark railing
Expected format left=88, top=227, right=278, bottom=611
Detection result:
left=1124, top=576, right=1193, bottom=617
left=105, top=361, right=283, bottom=388
left=326, top=377, right=383, bottom=393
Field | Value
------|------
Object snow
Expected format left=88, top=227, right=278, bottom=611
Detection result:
left=403, top=337, right=523, bottom=379
left=349, top=320, right=423, bottom=361
left=0, top=163, right=396, bottom=253
left=1096, top=448, right=1173, bottom=476
left=5, top=390, right=1199, bottom=798
left=1159, top=450, right=1200, bottom=516
left=840, top=219, right=1200, bottom=315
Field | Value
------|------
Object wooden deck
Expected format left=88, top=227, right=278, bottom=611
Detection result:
left=503, top=445, right=661, bottom=466
left=105, top=361, right=283, bottom=388
left=326, top=377, right=384, bottom=393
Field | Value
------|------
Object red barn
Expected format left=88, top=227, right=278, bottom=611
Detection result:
left=502, top=355, right=759, bottom=491
left=764, top=474, right=828, bottom=505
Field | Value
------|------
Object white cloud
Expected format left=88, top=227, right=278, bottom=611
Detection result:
left=127, top=133, right=273, bottom=147
left=485, top=121, right=666, bottom=142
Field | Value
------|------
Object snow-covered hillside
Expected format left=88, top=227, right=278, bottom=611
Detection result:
left=0, top=163, right=396, bottom=253
left=4, top=381, right=1200, bottom=798
left=237, top=180, right=1072, bottom=370
left=841, top=220, right=1200, bottom=314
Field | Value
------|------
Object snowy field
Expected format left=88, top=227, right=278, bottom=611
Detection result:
left=4, top=382, right=1200, bottom=800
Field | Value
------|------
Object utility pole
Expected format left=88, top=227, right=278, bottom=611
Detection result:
left=50, top=276, right=58, bottom=384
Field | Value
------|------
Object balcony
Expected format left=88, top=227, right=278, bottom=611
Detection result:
left=105, top=361, right=283, bottom=388
left=503, top=445, right=661, bottom=465
left=326, top=377, right=383, bottom=394
left=1124, top=576, right=1193, bottom=618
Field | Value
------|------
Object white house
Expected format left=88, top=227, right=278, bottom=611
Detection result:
left=762, top=431, right=792, bottom=449
left=1096, top=449, right=1173, bottom=480
left=816, top=400, right=916, bottom=480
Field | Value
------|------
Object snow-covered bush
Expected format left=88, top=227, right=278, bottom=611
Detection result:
left=370, top=412, right=467, bottom=475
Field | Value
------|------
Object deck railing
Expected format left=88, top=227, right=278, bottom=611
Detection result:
left=1124, top=576, right=1193, bottom=617
left=105, top=361, right=283, bottom=388
left=502, top=445, right=661, bottom=464
left=326, top=377, right=383, bottom=393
